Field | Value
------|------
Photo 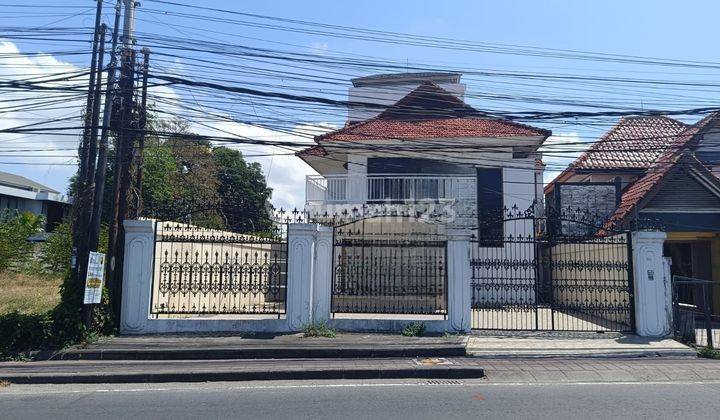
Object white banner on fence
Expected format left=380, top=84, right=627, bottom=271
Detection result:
left=84, top=251, right=106, bottom=304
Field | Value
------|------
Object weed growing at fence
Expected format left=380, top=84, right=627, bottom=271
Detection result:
left=0, top=380, right=10, bottom=388
left=698, top=346, right=720, bottom=359
left=402, top=322, right=427, bottom=337
left=302, top=322, right=337, bottom=338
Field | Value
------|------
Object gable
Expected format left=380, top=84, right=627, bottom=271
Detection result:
left=642, top=170, right=720, bottom=211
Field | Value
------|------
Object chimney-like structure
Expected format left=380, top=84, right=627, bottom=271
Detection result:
left=347, top=72, right=465, bottom=123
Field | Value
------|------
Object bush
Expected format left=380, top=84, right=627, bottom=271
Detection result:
left=0, top=311, right=53, bottom=357
left=0, top=211, right=43, bottom=272
left=698, top=346, right=720, bottom=359
left=40, top=221, right=73, bottom=273
left=302, top=321, right=336, bottom=338
left=401, top=322, right=426, bottom=337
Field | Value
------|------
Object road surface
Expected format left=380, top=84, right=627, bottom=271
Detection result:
left=2, top=379, right=720, bottom=419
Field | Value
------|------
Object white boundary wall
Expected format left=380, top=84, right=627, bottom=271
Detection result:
left=120, top=220, right=472, bottom=334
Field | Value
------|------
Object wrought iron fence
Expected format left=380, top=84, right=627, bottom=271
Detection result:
left=151, top=221, right=288, bottom=316
left=672, top=276, right=719, bottom=348
left=331, top=229, right=448, bottom=315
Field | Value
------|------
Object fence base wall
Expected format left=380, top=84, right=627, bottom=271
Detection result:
left=120, top=220, right=472, bottom=335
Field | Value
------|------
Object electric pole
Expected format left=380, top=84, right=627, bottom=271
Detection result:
left=107, top=0, right=139, bottom=320
left=69, top=0, right=104, bottom=328
left=89, top=0, right=123, bottom=252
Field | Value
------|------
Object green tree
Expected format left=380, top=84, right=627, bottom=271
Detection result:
left=212, top=147, right=273, bottom=233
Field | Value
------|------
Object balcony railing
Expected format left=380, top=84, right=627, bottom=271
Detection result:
left=306, top=174, right=475, bottom=205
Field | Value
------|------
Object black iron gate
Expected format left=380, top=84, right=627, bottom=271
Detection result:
left=331, top=218, right=448, bottom=315
left=470, top=209, right=635, bottom=332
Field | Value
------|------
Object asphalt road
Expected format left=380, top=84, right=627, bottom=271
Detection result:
left=2, top=379, right=720, bottom=419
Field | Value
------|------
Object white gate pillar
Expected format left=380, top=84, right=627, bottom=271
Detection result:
left=286, top=223, right=316, bottom=331
left=312, top=225, right=333, bottom=323
left=120, top=219, right=155, bottom=334
left=632, top=231, right=671, bottom=337
left=446, top=228, right=472, bottom=333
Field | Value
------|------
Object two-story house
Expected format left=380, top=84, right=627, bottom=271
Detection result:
left=298, top=72, right=551, bottom=236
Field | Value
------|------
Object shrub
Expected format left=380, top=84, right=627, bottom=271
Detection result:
left=401, top=322, right=426, bottom=337
left=0, top=211, right=44, bottom=272
left=698, top=346, right=720, bottom=360
left=40, top=221, right=73, bottom=273
left=302, top=321, right=336, bottom=338
left=0, top=311, right=53, bottom=358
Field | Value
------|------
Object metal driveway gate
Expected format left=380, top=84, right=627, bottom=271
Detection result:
left=470, top=211, right=635, bottom=332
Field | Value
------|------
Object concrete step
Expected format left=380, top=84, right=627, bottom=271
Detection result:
left=0, top=357, right=485, bottom=384
left=55, top=333, right=468, bottom=361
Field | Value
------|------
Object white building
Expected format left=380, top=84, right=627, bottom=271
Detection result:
left=0, top=170, right=71, bottom=230
left=298, top=72, right=550, bottom=233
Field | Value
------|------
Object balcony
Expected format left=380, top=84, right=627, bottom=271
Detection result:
left=305, top=174, right=475, bottom=206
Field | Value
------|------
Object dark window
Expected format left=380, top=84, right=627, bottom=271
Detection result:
left=477, top=168, right=503, bottom=247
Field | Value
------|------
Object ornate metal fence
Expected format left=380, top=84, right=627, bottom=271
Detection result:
left=470, top=208, right=635, bottom=332
left=331, top=223, right=448, bottom=315
left=150, top=222, right=288, bottom=316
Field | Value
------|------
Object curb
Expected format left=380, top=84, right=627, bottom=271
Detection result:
left=55, top=346, right=467, bottom=361
left=466, top=350, right=698, bottom=359
left=0, top=366, right=485, bottom=384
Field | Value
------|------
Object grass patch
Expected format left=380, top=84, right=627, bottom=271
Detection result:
left=302, top=322, right=336, bottom=338
left=401, top=322, right=426, bottom=337
left=0, top=380, right=10, bottom=388
left=698, top=346, right=720, bottom=359
left=0, top=272, right=62, bottom=315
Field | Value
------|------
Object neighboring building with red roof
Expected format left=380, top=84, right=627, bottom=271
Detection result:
left=297, top=73, right=551, bottom=231
left=546, top=112, right=720, bottom=300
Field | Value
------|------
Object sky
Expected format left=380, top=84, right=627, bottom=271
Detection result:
left=2, top=0, right=720, bottom=209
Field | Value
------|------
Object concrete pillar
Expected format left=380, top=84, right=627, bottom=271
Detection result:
left=346, top=154, right=367, bottom=203
left=632, top=231, right=671, bottom=337
left=446, top=228, right=472, bottom=332
left=120, top=219, right=155, bottom=334
left=312, top=225, right=334, bottom=323
left=286, top=223, right=316, bottom=330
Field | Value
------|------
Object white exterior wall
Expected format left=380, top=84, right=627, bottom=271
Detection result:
left=348, top=83, right=466, bottom=122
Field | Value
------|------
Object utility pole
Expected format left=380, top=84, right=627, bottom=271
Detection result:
left=69, top=0, right=104, bottom=328
left=81, top=24, right=107, bottom=329
left=89, top=0, right=123, bottom=252
left=107, top=0, right=139, bottom=320
left=135, top=47, right=150, bottom=217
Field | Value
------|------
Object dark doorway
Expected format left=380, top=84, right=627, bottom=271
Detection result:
left=664, top=241, right=712, bottom=306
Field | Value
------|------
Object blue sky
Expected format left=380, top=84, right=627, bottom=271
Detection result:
left=1, top=0, right=719, bottom=208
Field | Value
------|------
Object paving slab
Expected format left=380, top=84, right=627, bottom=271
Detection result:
left=55, top=333, right=468, bottom=360
left=467, top=331, right=696, bottom=358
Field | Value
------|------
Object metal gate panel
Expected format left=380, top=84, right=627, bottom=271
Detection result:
left=470, top=214, right=634, bottom=332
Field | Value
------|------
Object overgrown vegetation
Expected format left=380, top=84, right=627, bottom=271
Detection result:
left=401, top=322, right=427, bottom=337
left=302, top=322, right=337, bottom=338
left=697, top=346, right=720, bottom=359
left=0, top=212, right=111, bottom=359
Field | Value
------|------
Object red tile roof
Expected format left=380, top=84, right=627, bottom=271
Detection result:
left=545, top=116, right=687, bottom=193
left=604, top=113, right=720, bottom=230
left=316, top=82, right=550, bottom=142
left=295, top=145, right=327, bottom=158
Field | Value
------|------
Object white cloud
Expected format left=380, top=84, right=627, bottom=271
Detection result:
left=310, top=42, right=329, bottom=55
left=0, top=40, right=334, bottom=210
left=539, top=131, right=587, bottom=184
left=0, top=40, right=86, bottom=194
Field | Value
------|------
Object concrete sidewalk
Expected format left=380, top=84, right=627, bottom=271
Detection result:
left=55, top=333, right=467, bottom=360
left=467, top=331, right=696, bottom=358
